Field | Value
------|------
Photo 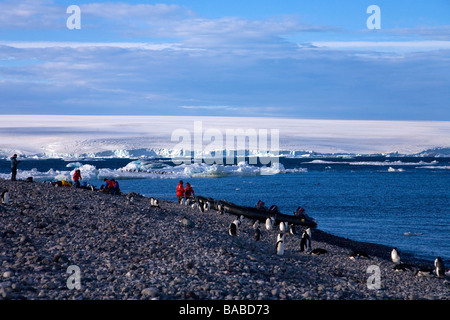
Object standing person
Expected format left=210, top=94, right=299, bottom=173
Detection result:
left=72, top=169, right=82, bottom=188
left=176, top=180, right=185, bottom=203
left=184, top=182, right=195, bottom=199
left=10, top=154, right=20, bottom=181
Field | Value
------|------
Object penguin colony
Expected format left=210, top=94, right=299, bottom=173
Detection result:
left=179, top=196, right=328, bottom=257
left=177, top=196, right=447, bottom=279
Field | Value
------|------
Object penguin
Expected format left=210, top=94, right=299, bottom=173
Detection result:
left=252, top=220, right=260, bottom=230
left=276, top=233, right=285, bottom=255
left=393, top=263, right=414, bottom=272
left=204, top=201, right=210, bottom=212
left=289, top=224, right=297, bottom=235
left=1, top=190, right=9, bottom=205
left=434, top=257, right=445, bottom=278
left=279, top=222, right=288, bottom=233
left=300, top=230, right=311, bottom=252
left=391, top=248, right=401, bottom=264
left=306, top=227, right=311, bottom=241
left=415, top=266, right=434, bottom=277
left=348, top=250, right=370, bottom=260
left=191, top=202, right=198, bottom=209
left=218, top=204, right=224, bottom=214
left=265, top=216, right=275, bottom=230
left=198, top=202, right=205, bottom=213
left=310, top=248, right=327, bottom=255
left=228, top=216, right=243, bottom=236
left=253, top=227, right=262, bottom=241
left=150, top=197, right=160, bottom=208
left=180, top=198, right=186, bottom=205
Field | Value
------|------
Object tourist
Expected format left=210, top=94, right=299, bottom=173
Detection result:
left=10, top=154, right=20, bottom=181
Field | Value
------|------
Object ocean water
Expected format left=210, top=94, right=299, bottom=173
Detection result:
left=1, top=156, right=449, bottom=264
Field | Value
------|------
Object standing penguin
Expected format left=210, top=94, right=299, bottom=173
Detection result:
left=254, top=227, right=262, bottom=241
left=265, top=216, right=275, bottom=230
left=279, top=222, right=288, bottom=233
left=300, top=230, right=311, bottom=252
left=228, top=216, right=244, bottom=236
left=289, top=224, right=297, bottom=235
left=434, top=257, right=445, bottom=278
left=276, top=233, right=285, bottom=255
left=306, top=227, right=311, bottom=241
left=1, top=190, right=9, bottom=205
left=229, top=219, right=240, bottom=236
left=391, top=248, right=401, bottom=264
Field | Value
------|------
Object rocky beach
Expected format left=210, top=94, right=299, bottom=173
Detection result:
left=0, top=178, right=449, bottom=301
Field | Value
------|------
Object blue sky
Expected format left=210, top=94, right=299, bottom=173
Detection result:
left=0, top=0, right=449, bottom=120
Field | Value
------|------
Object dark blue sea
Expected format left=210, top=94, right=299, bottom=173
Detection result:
left=1, top=155, right=449, bottom=265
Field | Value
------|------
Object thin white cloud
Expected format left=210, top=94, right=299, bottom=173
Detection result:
left=0, top=41, right=184, bottom=50
left=310, top=40, right=450, bottom=53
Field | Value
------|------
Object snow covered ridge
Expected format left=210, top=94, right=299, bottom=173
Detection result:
left=1, top=115, right=450, bottom=158
left=2, top=147, right=450, bottom=160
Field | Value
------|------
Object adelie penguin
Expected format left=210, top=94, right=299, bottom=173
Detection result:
left=289, top=224, right=297, bottom=235
left=391, top=248, right=401, bottom=264
left=1, top=190, right=9, bottom=205
left=276, top=233, right=285, bottom=255
left=310, top=248, right=327, bottom=255
left=279, top=222, right=288, bottom=233
left=265, top=216, right=275, bottom=230
left=253, top=227, right=262, bottom=241
left=300, top=230, right=311, bottom=253
left=348, top=250, right=370, bottom=260
left=150, top=197, right=160, bottom=208
left=434, top=257, right=445, bottom=278
left=217, top=204, right=225, bottom=215
left=228, top=216, right=244, bottom=236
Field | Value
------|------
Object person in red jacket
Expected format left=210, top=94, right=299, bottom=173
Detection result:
left=176, top=180, right=185, bottom=203
left=72, top=169, right=82, bottom=188
left=184, top=182, right=195, bottom=199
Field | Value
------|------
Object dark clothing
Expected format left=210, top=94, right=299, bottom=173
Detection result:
left=10, top=156, right=19, bottom=181
left=111, top=181, right=120, bottom=195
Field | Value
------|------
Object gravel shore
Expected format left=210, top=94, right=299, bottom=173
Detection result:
left=0, top=178, right=449, bottom=300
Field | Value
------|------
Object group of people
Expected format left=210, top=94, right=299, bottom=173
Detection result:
left=176, top=180, right=195, bottom=203
left=69, top=171, right=120, bottom=194
left=10, top=155, right=195, bottom=200
left=100, top=178, right=120, bottom=195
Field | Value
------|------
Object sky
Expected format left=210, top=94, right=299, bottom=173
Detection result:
left=0, top=0, right=449, bottom=120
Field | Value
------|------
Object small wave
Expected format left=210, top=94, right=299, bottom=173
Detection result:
left=403, top=232, right=424, bottom=237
